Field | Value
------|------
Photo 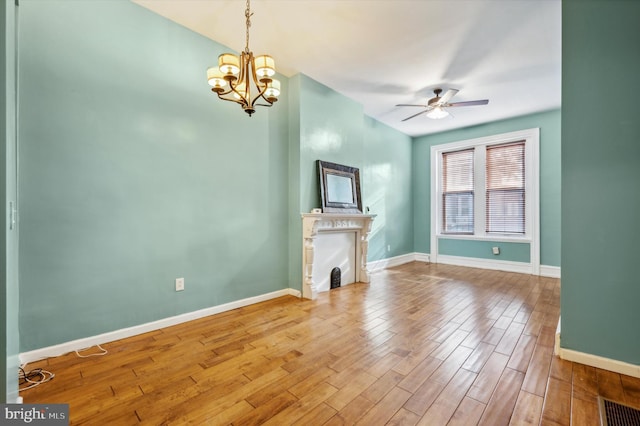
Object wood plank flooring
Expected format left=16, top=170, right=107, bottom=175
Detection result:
left=21, top=262, right=640, bottom=425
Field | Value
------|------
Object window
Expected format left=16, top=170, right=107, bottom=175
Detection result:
left=442, top=149, right=474, bottom=234
left=486, top=142, right=525, bottom=234
left=439, top=142, right=527, bottom=237
left=431, top=128, right=539, bottom=244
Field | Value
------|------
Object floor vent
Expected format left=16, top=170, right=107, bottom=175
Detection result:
left=600, top=397, right=640, bottom=426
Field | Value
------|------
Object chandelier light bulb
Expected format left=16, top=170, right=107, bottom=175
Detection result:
left=207, top=67, right=227, bottom=91
left=218, top=53, right=240, bottom=76
left=265, top=79, right=281, bottom=99
left=255, top=55, right=276, bottom=78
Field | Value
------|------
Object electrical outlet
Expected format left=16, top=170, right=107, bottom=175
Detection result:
left=175, top=277, right=185, bottom=291
left=387, top=244, right=391, bottom=252
left=492, top=247, right=500, bottom=255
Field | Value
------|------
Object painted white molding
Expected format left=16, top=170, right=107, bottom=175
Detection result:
left=555, top=317, right=640, bottom=378
left=301, top=213, right=375, bottom=300
left=555, top=316, right=562, bottom=355
left=540, top=265, right=561, bottom=278
left=368, top=253, right=420, bottom=271
left=20, top=288, right=300, bottom=365
left=436, top=254, right=533, bottom=275
left=558, top=347, right=640, bottom=379
left=371, top=250, right=554, bottom=278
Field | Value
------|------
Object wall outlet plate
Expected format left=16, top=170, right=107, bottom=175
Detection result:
left=175, top=277, right=185, bottom=291
left=492, top=247, right=500, bottom=255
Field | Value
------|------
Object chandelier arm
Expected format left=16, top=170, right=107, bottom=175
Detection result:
left=216, top=91, right=247, bottom=106
left=251, top=84, right=274, bottom=107
left=242, top=60, right=252, bottom=105
left=236, top=52, right=248, bottom=92
left=249, top=64, right=273, bottom=108
left=223, top=52, right=251, bottom=107
left=226, top=83, right=247, bottom=106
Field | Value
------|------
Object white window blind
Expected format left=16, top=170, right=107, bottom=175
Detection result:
left=442, top=149, right=474, bottom=234
left=486, top=141, right=525, bottom=234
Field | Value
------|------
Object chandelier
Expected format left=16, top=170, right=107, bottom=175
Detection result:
left=206, top=0, right=281, bottom=116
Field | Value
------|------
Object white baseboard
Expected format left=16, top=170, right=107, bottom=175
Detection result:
left=540, top=265, right=561, bottom=278
left=555, top=317, right=640, bottom=378
left=430, top=254, right=560, bottom=278
left=555, top=316, right=562, bottom=355
left=366, top=252, right=559, bottom=278
left=368, top=253, right=418, bottom=271
left=413, top=252, right=431, bottom=263
left=20, top=288, right=301, bottom=365
left=435, top=254, right=533, bottom=275
left=367, top=252, right=431, bottom=271
left=557, top=347, right=640, bottom=378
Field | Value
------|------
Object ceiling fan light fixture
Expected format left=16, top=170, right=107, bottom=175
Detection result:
left=426, top=106, right=449, bottom=119
left=397, top=88, right=487, bottom=122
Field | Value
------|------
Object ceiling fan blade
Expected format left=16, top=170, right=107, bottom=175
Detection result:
left=438, top=89, right=459, bottom=105
left=396, top=104, right=428, bottom=107
left=401, top=109, right=430, bottom=122
left=446, top=99, right=489, bottom=107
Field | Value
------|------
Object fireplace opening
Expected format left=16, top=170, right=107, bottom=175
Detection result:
left=330, top=267, right=341, bottom=289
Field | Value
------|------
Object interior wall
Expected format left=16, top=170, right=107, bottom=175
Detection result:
left=412, top=109, right=561, bottom=267
left=363, top=116, right=413, bottom=260
left=17, top=0, right=290, bottom=352
left=561, top=0, right=640, bottom=365
left=16, top=1, right=413, bottom=354
left=295, top=75, right=413, bottom=263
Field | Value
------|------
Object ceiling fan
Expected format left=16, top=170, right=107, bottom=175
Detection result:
left=397, top=88, right=489, bottom=122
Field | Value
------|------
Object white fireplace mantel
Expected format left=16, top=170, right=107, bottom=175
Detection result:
left=301, top=213, right=376, bottom=299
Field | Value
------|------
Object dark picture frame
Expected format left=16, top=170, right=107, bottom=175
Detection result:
left=317, top=160, right=362, bottom=213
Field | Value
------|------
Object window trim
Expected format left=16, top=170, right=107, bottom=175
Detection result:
left=430, top=128, right=540, bottom=274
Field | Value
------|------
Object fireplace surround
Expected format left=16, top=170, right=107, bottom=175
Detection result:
left=301, top=213, right=376, bottom=299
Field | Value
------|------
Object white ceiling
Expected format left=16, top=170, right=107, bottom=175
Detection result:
left=133, top=0, right=561, bottom=137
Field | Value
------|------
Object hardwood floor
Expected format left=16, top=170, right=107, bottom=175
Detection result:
left=21, top=262, right=640, bottom=425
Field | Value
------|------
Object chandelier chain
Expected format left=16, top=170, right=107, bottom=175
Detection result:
left=244, top=0, right=253, bottom=53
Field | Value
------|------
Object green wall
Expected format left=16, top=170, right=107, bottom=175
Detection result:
left=296, top=75, right=413, bottom=261
left=412, top=109, right=561, bottom=267
left=363, top=116, right=413, bottom=259
left=3, top=0, right=19, bottom=403
left=16, top=1, right=413, bottom=354
left=438, top=239, right=530, bottom=263
left=561, top=0, right=640, bottom=364
left=18, top=0, right=290, bottom=351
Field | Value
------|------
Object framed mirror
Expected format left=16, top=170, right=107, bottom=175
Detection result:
left=317, top=160, right=362, bottom=213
